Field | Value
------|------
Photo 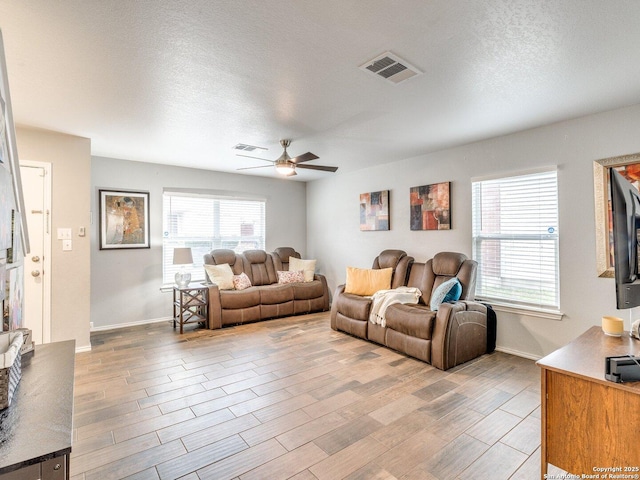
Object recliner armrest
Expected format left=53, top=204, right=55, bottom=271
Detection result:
left=208, top=285, right=222, bottom=329
left=313, top=273, right=331, bottom=312
left=430, top=300, right=489, bottom=370
left=330, top=284, right=346, bottom=330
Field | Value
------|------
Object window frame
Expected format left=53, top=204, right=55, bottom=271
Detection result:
left=162, top=189, right=266, bottom=286
left=471, top=167, right=562, bottom=317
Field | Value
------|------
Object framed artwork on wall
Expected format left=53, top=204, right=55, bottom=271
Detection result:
left=8, top=266, right=22, bottom=330
left=99, top=189, right=150, bottom=250
left=593, top=152, right=640, bottom=277
left=360, top=190, right=390, bottom=231
left=0, top=166, right=13, bottom=250
left=410, top=181, right=451, bottom=230
left=6, top=209, right=22, bottom=265
left=0, top=32, right=29, bottom=254
left=0, top=258, right=5, bottom=303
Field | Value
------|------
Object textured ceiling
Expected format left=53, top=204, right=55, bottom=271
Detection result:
left=1, top=1, right=640, bottom=180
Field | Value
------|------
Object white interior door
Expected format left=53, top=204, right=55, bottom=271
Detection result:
left=20, top=161, right=51, bottom=344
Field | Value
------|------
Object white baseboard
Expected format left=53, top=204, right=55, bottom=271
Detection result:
left=76, top=345, right=92, bottom=353
left=495, top=345, right=542, bottom=362
left=90, top=316, right=173, bottom=332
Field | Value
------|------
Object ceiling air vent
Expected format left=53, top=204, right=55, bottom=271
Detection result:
left=359, top=51, right=422, bottom=85
left=233, top=143, right=267, bottom=152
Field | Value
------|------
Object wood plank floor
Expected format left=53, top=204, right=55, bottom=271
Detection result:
left=71, top=312, right=545, bottom=480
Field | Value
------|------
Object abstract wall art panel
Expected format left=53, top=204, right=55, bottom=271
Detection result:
left=360, top=190, right=390, bottom=231
left=410, top=182, right=451, bottom=230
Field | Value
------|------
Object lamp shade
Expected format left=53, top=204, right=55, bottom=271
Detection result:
left=173, top=247, right=193, bottom=265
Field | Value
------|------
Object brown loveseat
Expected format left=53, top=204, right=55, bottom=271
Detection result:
left=331, top=250, right=495, bottom=370
left=204, top=247, right=330, bottom=329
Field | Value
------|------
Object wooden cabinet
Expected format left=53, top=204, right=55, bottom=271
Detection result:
left=0, top=341, right=75, bottom=480
left=0, top=457, right=66, bottom=480
left=537, top=326, right=640, bottom=478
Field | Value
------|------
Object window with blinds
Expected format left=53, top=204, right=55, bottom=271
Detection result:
left=472, top=169, right=559, bottom=310
left=162, top=192, right=266, bottom=285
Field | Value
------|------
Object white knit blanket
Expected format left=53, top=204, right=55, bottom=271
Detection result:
left=369, top=287, right=422, bottom=327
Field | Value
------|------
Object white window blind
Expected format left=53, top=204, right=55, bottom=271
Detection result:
left=162, top=192, right=266, bottom=285
left=472, top=169, right=559, bottom=310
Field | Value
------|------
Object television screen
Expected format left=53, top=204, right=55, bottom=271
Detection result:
left=610, top=168, right=640, bottom=309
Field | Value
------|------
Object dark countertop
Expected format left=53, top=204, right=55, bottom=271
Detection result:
left=0, top=340, right=75, bottom=475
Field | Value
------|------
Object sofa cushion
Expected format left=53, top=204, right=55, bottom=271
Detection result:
left=204, top=264, right=234, bottom=290
left=385, top=303, right=436, bottom=340
left=335, top=292, right=372, bottom=321
left=372, top=250, right=413, bottom=289
left=432, top=252, right=467, bottom=276
left=344, top=267, right=392, bottom=296
left=277, top=270, right=305, bottom=284
left=386, top=329, right=431, bottom=363
left=293, top=280, right=325, bottom=300
left=243, top=250, right=277, bottom=285
left=430, top=277, right=462, bottom=311
left=204, top=249, right=244, bottom=274
left=219, top=288, right=261, bottom=309
left=272, top=247, right=300, bottom=271
left=259, top=283, right=294, bottom=305
left=335, top=312, right=368, bottom=339
left=289, top=257, right=316, bottom=282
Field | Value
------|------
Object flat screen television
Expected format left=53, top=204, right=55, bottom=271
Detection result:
left=610, top=168, right=640, bottom=309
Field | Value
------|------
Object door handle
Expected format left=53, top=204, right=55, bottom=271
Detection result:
left=31, top=270, right=41, bottom=277
left=32, top=256, right=40, bottom=263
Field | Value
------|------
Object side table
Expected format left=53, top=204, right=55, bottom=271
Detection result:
left=173, top=285, right=208, bottom=333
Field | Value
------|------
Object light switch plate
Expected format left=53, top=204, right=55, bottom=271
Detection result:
left=57, top=228, right=72, bottom=240
left=62, top=239, right=72, bottom=251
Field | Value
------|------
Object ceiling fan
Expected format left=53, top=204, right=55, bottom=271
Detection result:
left=236, top=139, right=338, bottom=176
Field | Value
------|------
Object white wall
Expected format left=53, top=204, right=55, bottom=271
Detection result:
left=307, top=103, right=640, bottom=359
left=16, top=126, right=92, bottom=350
left=91, top=157, right=307, bottom=329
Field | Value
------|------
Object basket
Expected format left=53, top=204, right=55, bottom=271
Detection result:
left=0, top=330, right=24, bottom=410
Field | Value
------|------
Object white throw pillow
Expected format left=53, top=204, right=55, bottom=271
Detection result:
left=429, top=277, right=461, bottom=311
left=204, top=263, right=235, bottom=290
left=289, top=257, right=316, bottom=282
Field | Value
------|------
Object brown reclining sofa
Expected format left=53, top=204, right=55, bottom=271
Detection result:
left=204, top=247, right=330, bottom=329
left=331, top=250, right=496, bottom=370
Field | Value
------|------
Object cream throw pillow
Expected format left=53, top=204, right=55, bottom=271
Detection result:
left=344, top=267, right=393, bottom=296
left=204, top=263, right=235, bottom=290
left=289, top=257, right=316, bottom=282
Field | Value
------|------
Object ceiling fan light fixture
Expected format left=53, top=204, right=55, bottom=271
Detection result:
left=275, top=162, right=296, bottom=176
left=236, top=139, right=335, bottom=177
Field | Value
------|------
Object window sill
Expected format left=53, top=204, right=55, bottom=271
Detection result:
left=481, top=301, right=564, bottom=321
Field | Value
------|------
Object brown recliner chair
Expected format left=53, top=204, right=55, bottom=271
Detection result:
left=331, top=251, right=494, bottom=370
left=330, top=249, right=414, bottom=340
left=384, top=252, right=490, bottom=370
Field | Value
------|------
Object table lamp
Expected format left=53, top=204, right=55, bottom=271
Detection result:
left=173, top=247, right=193, bottom=287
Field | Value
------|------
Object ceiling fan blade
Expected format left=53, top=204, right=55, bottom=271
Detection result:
left=290, top=152, right=319, bottom=164
left=236, top=165, right=274, bottom=171
left=296, top=164, right=338, bottom=172
left=236, top=153, right=275, bottom=163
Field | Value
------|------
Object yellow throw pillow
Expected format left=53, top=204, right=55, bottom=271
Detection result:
left=289, top=257, right=317, bottom=282
left=344, top=267, right=393, bottom=296
left=204, top=263, right=235, bottom=290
